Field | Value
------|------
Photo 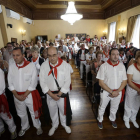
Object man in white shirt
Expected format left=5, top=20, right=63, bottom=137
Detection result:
left=96, top=48, right=127, bottom=129
left=0, top=68, right=17, bottom=139
left=74, top=34, right=79, bottom=43
left=102, top=44, right=109, bottom=62
left=77, top=44, right=89, bottom=79
left=8, top=47, right=43, bottom=137
left=40, top=47, right=72, bottom=136
left=3, top=43, right=14, bottom=65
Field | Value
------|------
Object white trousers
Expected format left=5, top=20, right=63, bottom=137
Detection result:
left=47, top=94, right=66, bottom=128
left=97, top=90, right=122, bottom=122
left=80, top=61, right=86, bottom=79
left=123, top=85, right=140, bottom=122
left=0, top=112, right=16, bottom=133
left=14, top=93, right=41, bottom=130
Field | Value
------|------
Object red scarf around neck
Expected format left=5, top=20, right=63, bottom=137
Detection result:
left=107, top=59, right=119, bottom=67
left=103, top=51, right=109, bottom=58
left=16, top=58, right=30, bottom=69
left=48, top=58, right=63, bottom=79
left=129, top=50, right=133, bottom=56
left=32, top=57, right=38, bottom=62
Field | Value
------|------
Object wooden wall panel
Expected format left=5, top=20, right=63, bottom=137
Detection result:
left=105, top=0, right=140, bottom=19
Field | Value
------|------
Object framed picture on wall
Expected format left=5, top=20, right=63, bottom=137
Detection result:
left=11, top=38, right=17, bottom=43
left=65, top=33, right=86, bottom=39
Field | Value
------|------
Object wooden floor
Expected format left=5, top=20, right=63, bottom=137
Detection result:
left=1, top=59, right=140, bottom=140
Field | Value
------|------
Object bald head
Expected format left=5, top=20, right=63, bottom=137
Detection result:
left=48, top=46, right=58, bottom=65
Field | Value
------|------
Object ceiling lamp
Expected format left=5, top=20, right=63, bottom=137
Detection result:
left=61, top=1, right=83, bottom=25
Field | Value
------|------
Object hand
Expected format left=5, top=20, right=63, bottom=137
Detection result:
left=112, top=91, right=119, bottom=97
left=51, top=94, right=60, bottom=101
left=36, top=63, right=40, bottom=69
left=58, top=91, right=63, bottom=97
left=137, top=89, right=140, bottom=95
left=16, top=94, right=26, bottom=101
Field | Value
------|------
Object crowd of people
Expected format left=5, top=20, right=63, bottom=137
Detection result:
left=0, top=33, right=140, bottom=139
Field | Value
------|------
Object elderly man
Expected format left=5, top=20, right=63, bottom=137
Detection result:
left=102, top=44, right=109, bottom=62
left=40, top=46, right=72, bottom=136
left=3, top=42, right=14, bottom=65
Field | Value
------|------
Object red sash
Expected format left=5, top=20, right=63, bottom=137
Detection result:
left=132, top=81, right=140, bottom=89
left=0, top=94, right=11, bottom=119
left=17, top=90, right=42, bottom=119
left=48, top=58, right=63, bottom=79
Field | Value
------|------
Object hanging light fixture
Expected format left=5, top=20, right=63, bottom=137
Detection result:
left=61, top=1, right=83, bottom=25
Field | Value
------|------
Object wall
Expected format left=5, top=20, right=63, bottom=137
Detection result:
left=6, top=16, right=32, bottom=43
left=0, top=5, right=32, bottom=48
left=31, top=20, right=105, bottom=41
left=0, top=27, right=4, bottom=48
left=105, top=5, right=140, bottom=43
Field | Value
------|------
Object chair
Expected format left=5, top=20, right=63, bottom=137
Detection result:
left=86, top=71, right=93, bottom=102
left=92, top=82, right=101, bottom=119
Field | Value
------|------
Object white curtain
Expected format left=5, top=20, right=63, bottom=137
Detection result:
left=131, top=15, right=140, bottom=48
left=108, top=22, right=116, bottom=43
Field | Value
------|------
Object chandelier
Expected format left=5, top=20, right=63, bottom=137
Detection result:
left=61, top=1, right=83, bottom=25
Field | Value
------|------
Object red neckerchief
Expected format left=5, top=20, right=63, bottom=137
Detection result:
left=48, top=58, right=63, bottom=79
left=120, top=54, right=123, bottom=58
left=16, top=59, right=30, bottom=69
left=121, top=43, right=125, bottom=46
left=32, top=57, right=38, bottom=62
left=101, top=44, right=103, bottom=48
left=103, top=51, right=109, bottom=58
left=129, top=50, right=133, bottom=56
left=134, top=63, right=140, bottom=72
left=81, top=48, right=85, bottom=50
left=107, top=59, right=119, bottom=67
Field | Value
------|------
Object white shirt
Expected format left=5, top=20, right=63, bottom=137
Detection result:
left=96, top=62, right=127, bottom=90
left=86, top=53, right=96, bottom=61
left=120, top=44, right=126, bottom=48
left=39, top=59, right=71, bottom=94
left=80, top=50, right=86, bottom=60
left=74, top=37, right=79, bottom=43
left=127, top=64, right=140, bottom=84
left=31, top=57, right=41, bottom=81
left=0, top=69, right=5, bottom=95
left=119, top=54, right=126, bottom=63
left=8, top=62, right=38, bottom=92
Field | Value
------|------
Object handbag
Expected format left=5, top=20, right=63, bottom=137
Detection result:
left=50, top=65, right=67, bottom=98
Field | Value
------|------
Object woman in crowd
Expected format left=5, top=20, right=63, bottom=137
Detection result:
left=123, top=52, right=140, bottom=129
left=24, top=47, right=32, bottom=62
left=31, top=46, right=44, bottom=97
